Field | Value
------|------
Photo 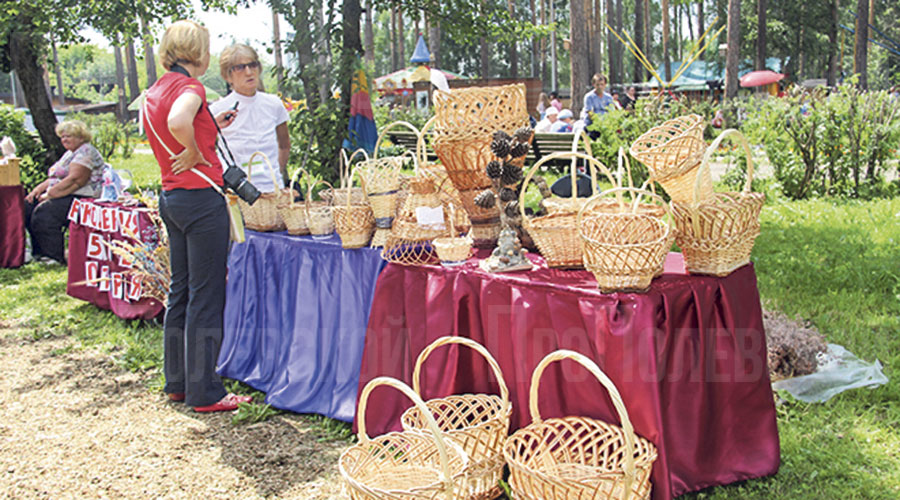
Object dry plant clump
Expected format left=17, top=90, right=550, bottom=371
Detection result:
left=764, top=309, right=827, bottom=381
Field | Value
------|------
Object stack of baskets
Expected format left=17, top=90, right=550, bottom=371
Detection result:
left=235, top=151, right=288, bottom=232
left=401, top=336, right=512, bottom=500
left=504, top=350, right=658, bottom=500
left=382, top=173, right=451, bottom=266
left=432, top=84, right=530, bottom=248
left=578, top=187, right=675, bottom=293
left=0, top=157, right=20, bottom=186
left=332, top=167, right=375, bottom=248
left=629, top=114, right=710, bottom=204
left=670, top=129, right=765, bottom=276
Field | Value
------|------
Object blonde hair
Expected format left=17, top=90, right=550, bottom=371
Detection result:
left=55, top=120, right=92, bottom=143
left=219, top=43, right=260, bottom=80
left=158, top=20, right=210, bottom=70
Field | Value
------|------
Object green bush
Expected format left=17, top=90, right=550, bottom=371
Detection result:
left=0, top=105, right=47, bottom=192
left=286, top=99, right=346, bottom=184
left=66, top=112, right=139, bottom=161
left=372, top=104, right=432, bottom=132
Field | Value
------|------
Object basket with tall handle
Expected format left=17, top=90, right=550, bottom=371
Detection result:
left=333, top=167, right=375, bottom=248
left=577, top=187, right=675, bottom=293
left=629, top=114, right=711, bottom=204
left=340, top=376, right=471, bottom=500
left=277, top=167, right=313, bottom=235
left=504, top=350, right=658, bottom=500
left=671, top=129, right=765, bottom=276
left=235, top=151, right=287, bottom=231
left=401, top=336, right=511, bottom=500
left=305, top=178, right=335, bottom=239
left=431, top=204, right=473, bottom=266
left=321, top=148, right=369, bottom=206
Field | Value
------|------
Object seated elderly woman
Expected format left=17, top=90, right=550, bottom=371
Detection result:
left=24, top=120, right=105, bottom=264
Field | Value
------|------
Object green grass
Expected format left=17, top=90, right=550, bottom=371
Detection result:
left=108, top=151, right=162, bottom=193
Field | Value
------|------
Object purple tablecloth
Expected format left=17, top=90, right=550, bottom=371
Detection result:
left=218, top=230, right=386, bottom=421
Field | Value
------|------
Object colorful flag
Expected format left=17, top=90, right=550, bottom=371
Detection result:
left=343, top=68, right=377, bottom=154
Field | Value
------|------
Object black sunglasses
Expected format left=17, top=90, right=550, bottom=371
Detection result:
left=230, top=61, right=261, bottom=73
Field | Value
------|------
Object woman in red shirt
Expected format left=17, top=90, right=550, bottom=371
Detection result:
left=143, top=20, right=250, bottom=412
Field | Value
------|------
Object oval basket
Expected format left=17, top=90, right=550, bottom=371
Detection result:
left=629, top=114, right=711, bottom=204
left=236, top=151, right=287, bottom=231
left=305, top=178, right=335, bottom=238
left=278, top=167, right=312, bottom=235
left=504, top=350, right=658, bottom=500
left=671, top=129, right=765, bottom=276
left=333, top=167, right=375, bottom=248
left=340, top=376, right=471, bottom=500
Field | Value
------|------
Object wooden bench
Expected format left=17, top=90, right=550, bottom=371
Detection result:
left=383, top=130, right=586, bottom=169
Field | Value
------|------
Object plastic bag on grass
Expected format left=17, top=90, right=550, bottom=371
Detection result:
left=772, top=344, right=888, bottom=403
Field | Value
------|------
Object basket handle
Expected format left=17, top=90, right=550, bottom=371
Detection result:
left=356, top=376, right=459, bottom=499
left=288, top=167, right=309, bottom=209
left=304, top=177, right=335, bottom=217
left=518, top=151, right=618, bottom=221
left=529, top=350, right=637, bottom=500
left=411, top=336, right=511, bottom=416
left=373, top=120, right=425, bottom=168
left=576, top=186, right=673, bottom=245
left=246, top=151, right=283, bottom=200
left=696, top=128, right=754, bottom=205
left=338, top=149, right=368, bottom=190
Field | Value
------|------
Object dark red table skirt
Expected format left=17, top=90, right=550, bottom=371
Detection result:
left=0, top=185, right=25, bottom=268
left=357, top=252, right=780, bottom=500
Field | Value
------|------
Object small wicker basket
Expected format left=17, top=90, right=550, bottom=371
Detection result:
left=321, top=149, right=369, bottom=206
left=333, top=168, right=375, bottom=248
left=577, top=187, right=675, bottom=293
left=629, top=114, right=711, bottom=204
left=305, top=178, right=335, bottom=239
left=671, top=129, right=765, bottom=276
left=340, top=376, right=471, bottom=500
left=432, top=204, right=472, bottom=267
left=402, top=336, right=511, bottom=500
left=278, top=167, right=313, bottom=235
left=0, top=157, right=20, bottom=186
left=382, top=173, right=451, bottom=266
left=237, top=151, right=287, bottom=232
left=504, top=350, right=658, bottom=500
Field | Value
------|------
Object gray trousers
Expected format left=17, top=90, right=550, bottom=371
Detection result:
left=159, top=187, right=230, bottom=407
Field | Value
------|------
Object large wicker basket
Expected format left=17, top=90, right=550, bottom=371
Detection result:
left=0, top=157, right=20, bottom=186
left=671, top=129, right=765, bottom=276
left=432, top=84, right=530, bottom=248
left=341, top=376, right=471, bottom=500
left=519, top=151, right=615, bottom=269
left=237, top=151, right=287, bottom=232
left=629, top=114, right=711, bottom=204
left=333, top=168, right=375, bottom=248
left=504, top=350, right=658, bottom=500
left=402, top=336, right=510, bottom=500
left=577, top=188, right=675, bottom=293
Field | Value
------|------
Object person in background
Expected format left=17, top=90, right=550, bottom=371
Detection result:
left=550, top=109, right=574, bottom=133
left=24, top=120, right=105, bottom=264
left=210, top=43, right=290, bottom=193
left=549, top=91, right=563, bottom=111
left=534, top=105, right=559, bottom=133
left=619, top=86, right=637, bottom=111
left=143, top=20, right=252, bottom=413
left=536, top=92, right=551, bottom=120
left=580, top=73, right=615, bottom=129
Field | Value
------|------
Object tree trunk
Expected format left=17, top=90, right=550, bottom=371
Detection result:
left=481, top=37, right=490, bottom=79
left=634, top=0, right=645, bottom=82
left=854, top=0, right=868, bottom=88
left=113, top=44, right=128, bottom=123
left=51, top=39, right=65, bottom=105
left=316, top=1, right=328, bottom=102
left=508, top=0, right=518, bottom=77
left=724, top=0, right=741, bottom=99
left=338, top=0, right=363, bottom=176
left=827, top=0, right=839, bottom=86
left=571, top=0, right=590, bottom=117
left=643, top=0, right=651, bottom=73
left=606, top=0, right=615, bottom=81
left=364, top=0, right=374, bottom=67
left=615, top=0, right=623, bottom=83
left=550, top=0, right=558, bottom=90
left=141, top=16, right=157, bottom=87
left=397, top=8, right=405, bottom=67
left=291, top=0, right=321, bottom=108
left=686, top=3, right=694, bottom=46
left=540, top=0, right=547, bottom=82
left=589, top=0, right=600, bottom=77
left=429, top=19, right=441, bottom=68
left=662, top=0, right=671, bottom=82
left=698, top=0, right=705, bottom=39
left=273, top=7, right=286, bottom=95
left=673, top=2, right=680, bottom=62
left=531, top=0, right=538, bottom=77
left=125, top=39, right=140, bottom=102
left=756, top=0, right=767, bottom=71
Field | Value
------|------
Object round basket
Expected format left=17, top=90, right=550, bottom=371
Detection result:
left=431, top=203, right=472, bottom=267
left=340, top=376, right=471, bottom=500
left=629, top=114, right=711, bottom=204
left=672, top=129, right=765, bottom=276
left=236, top=151, right=287, bottom=232
left=578, top=188, right=675, bottom=293
left=278, top=167, right=312, bottom=235
left=305, top=178, right=335, bottom=239
left=520, top=151, right=616, bottom=269
left=504, top=350, right=658, bottom=500
left=382, top=173, right=451, bottom=266
left=401, top=336, right=511, bottom=500
left=333, top=167, right=375, bottom=248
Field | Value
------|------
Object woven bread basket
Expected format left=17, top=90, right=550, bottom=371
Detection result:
left=333, top=167, right=375, bottom=248
left=629, top=114, right=711, bottom=204
left=671, top=129, right=765, bottom=276
left=305, top=178, right=335, bottom=238
left=236, top=151, right=287, bottom=231
left=401, top=336, right=511, bottom=500
left=577, top=187, right=675, bottom=293
left=0, top=157, right=20, bottom=186
left=504, top=350, right=658, bottom=500
left=340, top=376, right=471, bottom=500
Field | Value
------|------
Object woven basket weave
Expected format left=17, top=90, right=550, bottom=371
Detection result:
left=305, top=178, right=335, bottom=238
left=432, top=204, right=472, bottom=266
left=672, top=129, right=765, bottom=276
left=629, top=114, right=711, bottom=204
left=402, top=336, right=511, bottom=500
left=237, top=151, right=287, bottom=232
left=577, top=188, right=674, bottom=293
left=432, top=84, right=530, bottom=247
left=333, top=167, right=375, bottom=248
left=382, top=174, right=451, bottom=266
left=504, top=350, right=658, bottom=500
left=340, top=376, right=471, bottom=500
left=0, top=157, right=20, bottom=186
left=278, top=167, right=314, bottom=235
left=320, top=149, right=368, bottom=206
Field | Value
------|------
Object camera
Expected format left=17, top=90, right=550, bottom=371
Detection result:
left=222, top=165, right=261, bottom=205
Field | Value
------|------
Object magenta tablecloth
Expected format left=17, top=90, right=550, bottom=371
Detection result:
left=0, top=185, right=25, bottom=268
left=357, top=252, right=779, bottom=500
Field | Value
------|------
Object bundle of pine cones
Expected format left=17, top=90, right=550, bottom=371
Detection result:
left=474, top=127, right=534, bottom=221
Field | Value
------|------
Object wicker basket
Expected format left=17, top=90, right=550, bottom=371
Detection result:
left=321, top=149, right=369, bottom=206
left=278, top=167, right=313, bottom=235
left=402, top=336, right=511, bottom=500
left=432, top=84, right=530, bottom=248
left=341, top=376, right=471, bottom=500
left=578, top=188, right=675, bottom=293
left=237, top=151, right=287, bottom=232
left=432, top=205, right=473, bottom=267
left=520, top=151, right=615, bottom=269
left=672, top=129, right=765, bottom=276
left=629, top=114, right=711, bottom=204
left=305, top=179, right=335, bottom=239
left=0, top=157, right=20, bottom=186
left=504, top=350, right=658, bottom=500
left=333, top=168, right=375, bottom=248
left=382, top=174, right=451, bottom=266
left=419, top=164, right=471, bottom=236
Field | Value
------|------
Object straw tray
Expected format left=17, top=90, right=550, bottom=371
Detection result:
left=0, top=157, right=20, bottom=186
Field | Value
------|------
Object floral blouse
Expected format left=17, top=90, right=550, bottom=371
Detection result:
left=47, top=142, right=105, bottom=197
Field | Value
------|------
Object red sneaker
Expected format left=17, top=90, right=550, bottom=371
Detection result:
left=168, top=392, right=185, bottom=402
left=192, top=394, right=253, bottom=413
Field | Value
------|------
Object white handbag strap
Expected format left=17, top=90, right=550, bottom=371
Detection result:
left=142, top=98, right=224, bottom=196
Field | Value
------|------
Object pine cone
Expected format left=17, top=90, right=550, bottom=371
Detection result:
left=501, top=162, right=523, bottom=185
left=514, top=126, right=533, bottom=143
left=504, top=200, right=519, bottom=218
left=490, top=138, right=511, bottom=158
left=492, top=130, right=512, bottom=143
left=474, top=189, right=496, bottom=209
left=509, top=141, right=530, bottom=159
left=485, top=160, right=503, bottom=179
left=499, top=186, right=516, bottom=202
